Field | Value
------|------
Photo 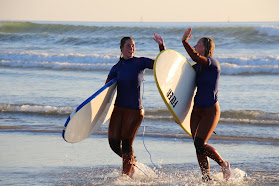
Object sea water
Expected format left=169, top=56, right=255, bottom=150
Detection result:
left=0, top=21, right=279, bottom=185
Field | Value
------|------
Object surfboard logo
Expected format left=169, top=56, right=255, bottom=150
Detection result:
left=167, top=89, right=178, bottom=108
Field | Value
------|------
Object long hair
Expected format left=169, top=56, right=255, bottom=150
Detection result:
left=201, top=37, right=215, bottom=57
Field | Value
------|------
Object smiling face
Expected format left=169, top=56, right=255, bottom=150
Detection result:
left=194, top=39, right=206, bottom=56
left=120, top=39, right=135, bottom=59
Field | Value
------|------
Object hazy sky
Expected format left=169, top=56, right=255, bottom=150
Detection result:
left=0, top=0, right=278, bottom=22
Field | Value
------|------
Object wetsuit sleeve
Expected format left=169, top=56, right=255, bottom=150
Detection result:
left=182, top=40, right=208, bottom=66
left=107, top=64, right=118, bottom=80
left=139, top=57, right=153, bottom=69
left=159, top=44, right=165, bottom=52
left=192, top=63, right=198, bottom=70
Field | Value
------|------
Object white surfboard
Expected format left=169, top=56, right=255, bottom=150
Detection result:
left=154, top=50, right=196, bottom=136
left=62, top=78, right=117, bottom=143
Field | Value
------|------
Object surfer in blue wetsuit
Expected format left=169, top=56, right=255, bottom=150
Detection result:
left=105, top=34, right=165, bottom=177
left=182, top=27, right=231, bottom=182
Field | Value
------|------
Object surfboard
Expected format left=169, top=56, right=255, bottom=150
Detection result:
left=153, top=50, right=196, bottom=136
left=62, top=78, right=117, bottom=143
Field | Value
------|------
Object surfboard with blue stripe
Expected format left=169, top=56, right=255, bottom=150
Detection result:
left=63, top=78, right=117, bottom=143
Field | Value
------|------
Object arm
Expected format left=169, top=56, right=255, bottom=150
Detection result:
left=182, top=40, right=208, bottom=66
left=182, top=28, right=208, bottom=66
left=153, top=33, right=166, bottom=52
left=150, top=33, right=166, bottom=68
left=105, top=77, right=110, bottom=84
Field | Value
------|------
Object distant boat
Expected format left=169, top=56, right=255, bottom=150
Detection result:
left=227, top=16, right=231, bottom=23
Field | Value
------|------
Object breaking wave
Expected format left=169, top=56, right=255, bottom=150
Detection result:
left=1, top=103, right=278, bottom=125
left=1, top=51, right=279, bottom=74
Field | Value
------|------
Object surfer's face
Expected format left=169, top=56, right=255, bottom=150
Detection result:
left=121, top=39, right=135, bottom=59
left=194, top=39, right=206, bottom=56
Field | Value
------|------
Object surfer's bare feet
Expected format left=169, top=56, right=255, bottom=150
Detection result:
left=129, top=156, right=138, bottom=178
left=129, top=166, right=135, bottom=178
left=221, top=161, right=231, bottom=181
left=202, top=175, right=212, bottom=182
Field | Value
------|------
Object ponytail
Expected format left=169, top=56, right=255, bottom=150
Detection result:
left=201, top=37, right=215, bottom=57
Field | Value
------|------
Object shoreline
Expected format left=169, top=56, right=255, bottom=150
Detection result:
left=1, top=132, right=278, bottom=185
left=1, top=129, right=279, bottom=145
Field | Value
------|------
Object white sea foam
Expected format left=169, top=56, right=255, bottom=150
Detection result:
left=0, top=104, right=73, bottom=114
left=256, top=25, right=279, bottom=37
left=1, top=51, right=279, bottom=74
left=220, top=63, right=279, bottom=75
left=1, top=104, right=278, bottom=125
left=0, top=51, right=117, bottom=64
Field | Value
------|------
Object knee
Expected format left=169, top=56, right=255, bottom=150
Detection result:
left=122, top=137, right=132, bottom=154
left=194, top=137, right=206, bottom=156
left=109, top=138, right=121, bottom=155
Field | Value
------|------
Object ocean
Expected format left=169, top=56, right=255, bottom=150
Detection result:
left=0, top=21, right=278, bottom=185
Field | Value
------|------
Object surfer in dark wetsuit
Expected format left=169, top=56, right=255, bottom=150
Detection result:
left=182, top=27, right=231, bottom=182
left=105, top=34, right=165, bottom=177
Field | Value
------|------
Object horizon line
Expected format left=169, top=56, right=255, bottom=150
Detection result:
left=1, top=19, right=279, bottom=23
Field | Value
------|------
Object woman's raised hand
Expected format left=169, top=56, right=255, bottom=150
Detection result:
left=153, top=33, right=164, bottom=45
left=182, top=27, right=192, bottom=42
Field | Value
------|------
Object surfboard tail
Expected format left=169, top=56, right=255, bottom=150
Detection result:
left=62, top=78, right=117, bottom=143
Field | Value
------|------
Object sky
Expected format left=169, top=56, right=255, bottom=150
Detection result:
left=0, top=0, right=278, bottom=22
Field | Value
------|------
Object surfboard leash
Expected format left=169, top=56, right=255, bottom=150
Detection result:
left=141, top=79, right=161, bottom=175
left=132, top=163, right=149, bottom=177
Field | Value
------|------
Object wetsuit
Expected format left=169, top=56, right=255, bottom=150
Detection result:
left=108, top=57, right=153, bottom=109
left=107, top=56, right=153, bottom=175
left=193, top=57, right=220, bottom=108
left=183, top=40, right=227, bottom=181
